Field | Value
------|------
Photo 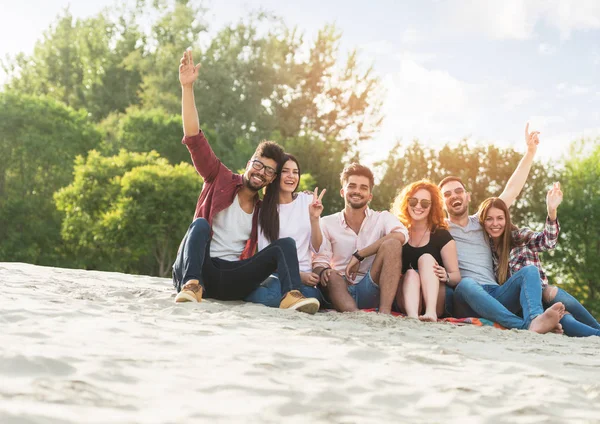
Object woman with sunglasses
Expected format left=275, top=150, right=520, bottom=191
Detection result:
left=391, top=180, right=461, bottom=321
left=245, top=154, right=327, bottom=307
left=478, top=183, right=600, bottom=337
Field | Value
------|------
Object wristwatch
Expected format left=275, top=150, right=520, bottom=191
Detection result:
left=352, top=250, right=365, bottom=262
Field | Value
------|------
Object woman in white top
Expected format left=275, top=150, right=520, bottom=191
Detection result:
left=245, top=154, right=326, bottom=307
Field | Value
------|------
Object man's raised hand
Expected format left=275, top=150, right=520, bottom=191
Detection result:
left=179, top=50, right=201, bottom=87
left=525, top=122, right=540, bottom=155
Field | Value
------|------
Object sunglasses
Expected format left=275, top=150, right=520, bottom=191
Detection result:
left=250, top=159, right=277, bottom=177
left=408, top=197, right=432, bottom=208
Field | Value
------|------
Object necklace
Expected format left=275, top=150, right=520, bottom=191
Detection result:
left=410, top=226, right=430, bottom=247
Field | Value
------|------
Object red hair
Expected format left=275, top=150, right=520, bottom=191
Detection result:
left=392, top=179, right=448, bottom=230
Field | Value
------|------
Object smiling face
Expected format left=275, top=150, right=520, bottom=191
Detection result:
left=483, top=207, right=506, bottom=239
left=408, top=188, right=432, bottom=223
left=279, top=159, right=300, bottom=194
left=243, top=155, right=278, bottom=191
left=341, top=175, right=372, bottom=209
left=441, top=180, right=470, bottom=218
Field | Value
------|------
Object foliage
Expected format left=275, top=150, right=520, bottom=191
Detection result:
left=2, top=7, right=145, bottom=121
left=54, top=150, right=201, bottom=276
left=548, top=139, right=600, bottom=316
left=0, top=92, right=101, bottom=264
left=371, top=139, right=554, bottom=226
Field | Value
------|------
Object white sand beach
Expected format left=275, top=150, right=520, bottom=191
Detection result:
left=1, top=262, right=599, bottom=424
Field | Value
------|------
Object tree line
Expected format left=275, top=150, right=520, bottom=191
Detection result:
left=1, top=1, right=598, bottom=315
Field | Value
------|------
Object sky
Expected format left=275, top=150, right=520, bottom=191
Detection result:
left=2, top=0, right=599, bottom=165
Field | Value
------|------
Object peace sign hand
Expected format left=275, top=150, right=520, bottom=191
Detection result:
left=525, top=122, right=540, bottom=155
left=309, top=187, right=326, bottom=220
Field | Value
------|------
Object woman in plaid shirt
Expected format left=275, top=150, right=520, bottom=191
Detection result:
left=478, top=183, right=600, bottom=337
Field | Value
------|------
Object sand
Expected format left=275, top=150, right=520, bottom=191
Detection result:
left=1, top=262, right=599, bottom=424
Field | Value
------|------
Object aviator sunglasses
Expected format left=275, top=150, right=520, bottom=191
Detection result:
left=408, top=198, right=432, bottom=208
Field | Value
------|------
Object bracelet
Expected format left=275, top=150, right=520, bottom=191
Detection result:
left=318, top=267, right=331, bottom=282
left=445, top=271, right=450, bottom=283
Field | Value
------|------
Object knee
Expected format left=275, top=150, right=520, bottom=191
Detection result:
left=190, top=217, right=210, bottom=234
left=542, top=285, right=559, bottom=303
left=455, top=277, right=478, bottom=294
left=521, top=265, right=541, bottom=280
left=380, top=238, right=403, bottom=255
left=276, top=237, right=297, bottom=252
left=327, top=272, right=347, bottom=290
left=417, top=253, right=436, bottom=268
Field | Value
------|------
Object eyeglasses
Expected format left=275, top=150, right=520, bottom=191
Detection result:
left=250, top=159, right=277, bottom=177
left=408, top=198, right=431, bottom=208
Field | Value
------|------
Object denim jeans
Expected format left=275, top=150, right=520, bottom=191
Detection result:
left=172, top=218, right=303, bottom=300
left=346, top=272, right=380, bottom=309
left=244, top=274, right=326, bottom=308
left=545, top=287, right=600, bottom=337
left=453, top=265, right=544, bottom=329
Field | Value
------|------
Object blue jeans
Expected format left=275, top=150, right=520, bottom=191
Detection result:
left=453, top=266, right=544, bottom=329
left=172, top=218, right=303, bottom=300
left=346, top=272, right=380, bottom=309
left=443, top=285, right=456, bottom=317
left=545, top=287, right=600, bottom=337
left=245, top=274, right=326, bottom=308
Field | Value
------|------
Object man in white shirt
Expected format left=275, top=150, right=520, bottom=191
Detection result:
left=313, top=163, right=409, bottom=314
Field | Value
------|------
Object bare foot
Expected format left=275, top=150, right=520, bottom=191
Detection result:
left=529, top=302, right=564, bottom=334
left=419, top=312, right=437, bottom=322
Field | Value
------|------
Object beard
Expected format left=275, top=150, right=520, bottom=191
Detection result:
left=244, top=172, right=267, bottom=191
left=346, top=195, right=369, bottom=209
left=446, top=201, right=468, bottom=217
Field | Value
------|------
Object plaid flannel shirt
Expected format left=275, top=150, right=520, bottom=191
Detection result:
left=490, top=217, right=560, bottom=287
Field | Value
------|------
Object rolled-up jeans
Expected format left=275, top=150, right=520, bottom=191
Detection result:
left=453, top=265, right=544, bottom=329
left=172, top=218, right=303, bottom=300
left=545, top=287, right=600, bottom=337
left=245, top=274, right=326, bottom=307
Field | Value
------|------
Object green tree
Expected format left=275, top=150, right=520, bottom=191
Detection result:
left=54, top=149, right=201, bottom=276
left=548, top=139, right=600, bottom=316
left=372, top=140, right=553, bottom=226
left=0, top=92, right=101, bottom=264
left=2, top=7, right=145, bottom=121
left=98, top=107, right=190, bottom=165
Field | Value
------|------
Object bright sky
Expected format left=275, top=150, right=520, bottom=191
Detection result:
left=2, top=0, right=599, bottom=164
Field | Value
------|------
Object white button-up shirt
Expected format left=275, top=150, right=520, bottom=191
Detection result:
left=313, top=208, right=409, bottom=284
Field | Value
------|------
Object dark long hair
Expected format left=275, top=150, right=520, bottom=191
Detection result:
left=260, top=154, right=301, bottom=243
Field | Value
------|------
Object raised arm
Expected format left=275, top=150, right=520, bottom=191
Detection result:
left=499, top=123, right=540, bottom=208
left=179, top=51, right=224, bottom=182
left=180, top=50, right=202, bottom=136
left=308, top=188, right=326, bottom=252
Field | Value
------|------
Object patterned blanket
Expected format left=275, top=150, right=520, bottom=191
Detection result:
left=359, top=309, right=505, bottom=329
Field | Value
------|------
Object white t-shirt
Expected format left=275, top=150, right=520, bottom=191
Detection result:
left=258, top=192, right=316, bottom=273
left=210, top=194, right=254, bottom=261
left=447, top=214, right=497, bottom=286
